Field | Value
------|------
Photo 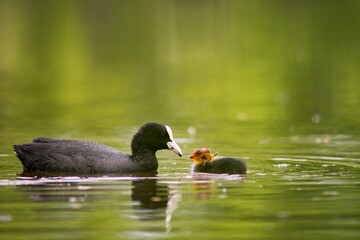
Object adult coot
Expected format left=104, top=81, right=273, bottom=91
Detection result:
left=188, top=147, right=247, bottom=174
left=13, top=122, right=182, bottom=174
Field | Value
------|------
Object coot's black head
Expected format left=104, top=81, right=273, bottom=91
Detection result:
left=131, top=122, right=182, bottom=156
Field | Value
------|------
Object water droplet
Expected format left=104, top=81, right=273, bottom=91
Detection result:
left=187, top=127, right=196, bottom=135
left=311, top=114, right=321, bottom=124
left=236, top=112, right=248, bottom=121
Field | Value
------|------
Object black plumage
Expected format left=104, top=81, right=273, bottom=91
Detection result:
left=13, top=122, right=182, bottom=174
left=193, top=157, right=247, bottom=174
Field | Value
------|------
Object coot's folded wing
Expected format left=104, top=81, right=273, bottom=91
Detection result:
left=13, top=139, right=132, bottom=173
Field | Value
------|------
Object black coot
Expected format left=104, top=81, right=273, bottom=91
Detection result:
left=188, top=147, right=247, bottom=174
left=13, top=122, right=182, bottom=174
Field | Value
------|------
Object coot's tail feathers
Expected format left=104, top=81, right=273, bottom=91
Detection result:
left=13, top=144, right=28, bottom=169
left=13, top=137, right=48, bottom=169
left=13, top=138, right=51, bottom=170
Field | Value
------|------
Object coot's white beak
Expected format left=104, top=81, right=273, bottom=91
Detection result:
left=165, top=125, right=183, bottom=157
left=167, top=140, right=182, bottom=157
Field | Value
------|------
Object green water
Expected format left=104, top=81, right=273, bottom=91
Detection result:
left=0, top=1, right=359, bottom=239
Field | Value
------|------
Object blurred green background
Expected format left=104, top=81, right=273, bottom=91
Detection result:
left=1, top=0, right=359, bottom=136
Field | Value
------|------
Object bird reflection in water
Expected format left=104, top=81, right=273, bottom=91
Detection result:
left=191, top=176, right=216, bottom=200
left=131, top=179, right=168, bottom=211
left=190, top=173, right=246, bottom=201
left=16, top=175, right=182, bottom=234
left=131, top=179, right=181, bottom=234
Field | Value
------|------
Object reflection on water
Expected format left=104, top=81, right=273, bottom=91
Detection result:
left=190, top=174, right=245, bottom=201
left=3, top=177, right=184, bottom=237
left=0, top=162, right=359, bottom=239
left=131, top=179, right=168, bottom=212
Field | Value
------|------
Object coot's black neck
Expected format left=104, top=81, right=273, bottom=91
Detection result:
left=132, top=149, right=158, bottom=171
left=131, top=146, right=156, bottom=161
left=131, top=130, right=158, bottom=165
left=131, top=145, right=158, bottom=171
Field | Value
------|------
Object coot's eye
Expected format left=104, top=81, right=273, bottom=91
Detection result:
left=196, top=150, right=202, bottom=155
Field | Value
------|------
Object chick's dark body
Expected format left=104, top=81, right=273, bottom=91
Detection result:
left=194, top=157, right=247, bottom=174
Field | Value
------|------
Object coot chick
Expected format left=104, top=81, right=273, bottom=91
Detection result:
left=13, top=122, right=182, bottom=174
left=188, top=147, right=247, bottom=174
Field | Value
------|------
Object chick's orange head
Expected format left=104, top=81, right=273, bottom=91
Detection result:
left=188, top=147, right=213, bottom=165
